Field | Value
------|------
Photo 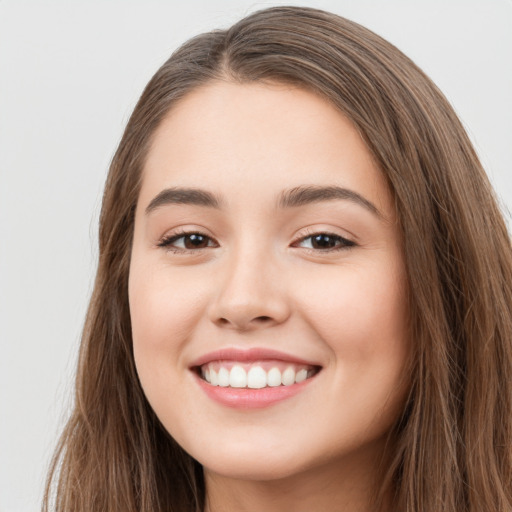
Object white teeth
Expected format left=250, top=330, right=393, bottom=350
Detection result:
left=218, top=367, right=230, bottom=387
left=267, top=367, right=282, bottom=387
left=247, top=366, right=267, bottom=389
left=295, top=368, right=308, bottom=383
left=229, top=365, right=247, bottom=388
left=201, top=363, right=316, bottom=388
left=281, top=367, right=295, bottom=386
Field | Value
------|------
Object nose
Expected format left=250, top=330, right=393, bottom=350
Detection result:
left=208, top=248, right=291, bottom=331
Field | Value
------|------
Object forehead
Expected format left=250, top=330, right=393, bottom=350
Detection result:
left=139, top=81, right=394, bottom=217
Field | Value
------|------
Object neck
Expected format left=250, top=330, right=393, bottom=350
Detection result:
left=203, top=439, right=393, bottom=512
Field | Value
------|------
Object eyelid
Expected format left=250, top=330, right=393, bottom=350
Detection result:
left=290, top=228, right=357, bottom=252
left=157, top=228, right=219, bottom=253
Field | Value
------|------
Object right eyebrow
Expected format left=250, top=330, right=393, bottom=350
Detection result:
left=145, top=187, right=223, bottom=215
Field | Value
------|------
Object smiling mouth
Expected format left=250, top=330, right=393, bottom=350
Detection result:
left=194, top=360, right=321, bottom=389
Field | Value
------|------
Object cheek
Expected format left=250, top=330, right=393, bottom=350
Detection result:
left=296, top=259, right=409, bottom=381
left=128, top=259, right=209, bottom=388
left=128, top=260, right=211, bottom=433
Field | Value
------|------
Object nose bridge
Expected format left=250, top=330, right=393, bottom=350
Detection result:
left=209, top=236, right=289, bottom=330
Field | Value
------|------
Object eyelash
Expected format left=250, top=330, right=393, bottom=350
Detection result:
left=291, top=230, right=356, bottom=252
left=157, top=229, right=356, bottom=254
left=157, top=229, right=217, bottom=253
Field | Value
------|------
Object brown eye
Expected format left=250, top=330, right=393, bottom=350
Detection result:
left=294, top=233, right=356, bottom=251
left=158, top=232, right=218, bottom=251
left=182, top=233, right=210, bottom=249
left=310, top=234, right=338, bottom=249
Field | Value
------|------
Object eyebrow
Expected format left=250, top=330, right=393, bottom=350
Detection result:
left=277, top=185, right=381, bottom=217
left=145, top=184, right=381, bottom=218
left=145, top=187, right=222, bottom=214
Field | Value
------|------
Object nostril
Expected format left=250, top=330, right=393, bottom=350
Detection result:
left=216, top=315, right=273, bottom=329
left=254, top=316, right=272, bottom=323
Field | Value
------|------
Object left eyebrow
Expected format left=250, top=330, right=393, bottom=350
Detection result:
left=277, top=185, right=382, bottom=218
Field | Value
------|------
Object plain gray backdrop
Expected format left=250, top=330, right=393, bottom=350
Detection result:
left=1, top=1, right=511, bottom=510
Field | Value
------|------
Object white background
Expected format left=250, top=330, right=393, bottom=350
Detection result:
left=0, top=1, right=510, bottom=511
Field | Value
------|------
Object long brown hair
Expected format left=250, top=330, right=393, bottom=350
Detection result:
left=43, top=6, right=512, bottom=511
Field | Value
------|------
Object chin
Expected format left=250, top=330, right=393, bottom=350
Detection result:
left=186, top=429, right=346, bottom=483
left=201, top=453, right=310, bottom=482
left=176, top=431, right=306, bottom=481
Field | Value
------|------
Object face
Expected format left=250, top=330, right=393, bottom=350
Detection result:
left=129, top=81, right=410, bottom=481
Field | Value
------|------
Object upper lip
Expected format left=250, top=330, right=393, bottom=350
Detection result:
left=190, top=347, right=322, bottom=368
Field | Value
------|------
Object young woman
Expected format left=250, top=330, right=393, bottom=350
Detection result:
left=43, top=6, right=512, bottom=512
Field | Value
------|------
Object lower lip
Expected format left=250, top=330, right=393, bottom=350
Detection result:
left=193, top=372, right=316, bottom=409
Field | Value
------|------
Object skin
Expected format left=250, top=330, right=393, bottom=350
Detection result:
left=129, top=81, right=410, bottom=512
